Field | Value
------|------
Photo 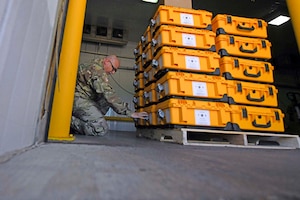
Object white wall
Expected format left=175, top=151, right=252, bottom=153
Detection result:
left=0, top=0, right=59, bottom=156
left=80, top=41, right=138, bottom=131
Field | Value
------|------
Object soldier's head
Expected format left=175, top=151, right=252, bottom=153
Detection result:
left=103, top=55, right=120, bottom=74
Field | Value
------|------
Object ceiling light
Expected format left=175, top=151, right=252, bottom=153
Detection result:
left=268, top=15, right=290, bottom=26
left=142, top=0, right=158, bottom=3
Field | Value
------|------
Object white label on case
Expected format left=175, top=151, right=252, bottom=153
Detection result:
left=195, top=110, right=211, bottom=126
left=192, top=82, right=208, bottom=96
left=185, top=56, right=200, bottom=70
left=180, top=13, right=194, bottom=25
left=182, top=33, right=196, bottom=46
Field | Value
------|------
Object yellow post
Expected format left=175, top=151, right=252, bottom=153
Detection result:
left=286, top=0, right=300, bottom=52
left=48, top=0, right=87, bottom=140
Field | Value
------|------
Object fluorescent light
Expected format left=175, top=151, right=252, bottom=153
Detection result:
left=268, top=15, right=290, bottom=26
left=142, top=0, right=158, bottom=3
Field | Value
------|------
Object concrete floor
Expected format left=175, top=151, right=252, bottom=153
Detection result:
left=1, top=130, right=300, bottom=200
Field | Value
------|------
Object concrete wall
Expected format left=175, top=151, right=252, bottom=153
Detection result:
left=0, top=0, right=59, bottom=156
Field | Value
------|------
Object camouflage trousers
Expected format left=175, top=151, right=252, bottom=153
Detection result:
left=71, top=96, right=109, bottom=136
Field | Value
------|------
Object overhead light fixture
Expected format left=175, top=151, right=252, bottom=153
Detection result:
left=268, top=15, right=290, bottom=26
left=142, top=0, right=158, bottom=3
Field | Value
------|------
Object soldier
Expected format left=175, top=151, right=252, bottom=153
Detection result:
left=71, top=55, right=148, bottom=136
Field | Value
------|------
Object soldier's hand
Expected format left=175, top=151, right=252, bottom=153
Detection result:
left=131, top=112, right=148, bottom=119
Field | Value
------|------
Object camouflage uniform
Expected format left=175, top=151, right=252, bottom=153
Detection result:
left=71, top=59, right=133, bottom=136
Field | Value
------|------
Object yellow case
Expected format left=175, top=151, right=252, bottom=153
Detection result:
left=215, top=34, right=272, bottom=59
left=133, top=73, right=144, bottom=91
left=143, top=65, right=157, bottom=86
left=150, top=5, right=212, bottom=31
left=212, top=14, right=268, bottom=38
left=230, top=105, right=285, bottom=132
left=156, top=71, right=228, bottom=101
left=151, top=46, right=220, bottom=75
left=143, top=83, right=157, bottom=105
left=133, top=90, right=145, bottom=109
left=142, top=105, right=158, bottom=126
left=134, top=57, right=143, bottom=75
left=141, top=43, right=154, bottom=67
left=134, top=41, right=142, bottom=60
left=220, top=56, right=274, bottom=83
left=226, top=80, right=278, bottom=107
left=152, top=25, right=216, bottom=53
left=156, top=98, right=231, bottom=128
left=141, top=26, right=152, bottom=49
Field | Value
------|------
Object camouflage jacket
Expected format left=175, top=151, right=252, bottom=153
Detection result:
left=74, top=59, right=133, bottom=117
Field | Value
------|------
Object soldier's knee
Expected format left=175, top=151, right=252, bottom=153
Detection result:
left=84, top=120, right=108, bottom=136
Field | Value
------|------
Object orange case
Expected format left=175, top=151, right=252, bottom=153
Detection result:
left=219, top=56, right=274, bottom=83
left=230, top=105, right=285, bottom=132
left=151, top=46, right=220, bottom=75
left=156, top=98, right=231, bottom=128
left=152, top=25, right=216, bottom=53
left=150, top=5, right=212, bottom=32
left=156, top=71, right=228, bottom=101
left=133, top=90, right=145, bottom=109
left=215, top=34, right=272, bottom=60
left=143, top=64, right=157, bottom=86
left=140, top=26, right=152, bottom=48
left=143, top=83, right=157, bottom=105
left=212, top=14, right=268, bottom=38
left=134, top=57, right=143, bottom=75
left=133, top=73, right=144, bottom=92
left=226, top=80, right=278, bottom=107
left=134, top=41, right=142, bottom=60
left=141, top=105, right=158, bottom=126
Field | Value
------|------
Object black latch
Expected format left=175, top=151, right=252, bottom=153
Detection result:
left=242, top=108, right=248, bottom=118
left=230, top=36, right=234, bottom=44
left=227, top=16, right=232, bottom=24
left=265, top=63, right=269, bottom=72
left=234, top=59, right=239, bottom=68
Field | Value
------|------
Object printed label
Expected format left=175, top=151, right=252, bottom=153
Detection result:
left=195, top=110, right=211, bottom=126
left=180, top=13, right=194, bottom=25
left=182, top=33, right=196, bottom=46
left=192, top=82, right=208, bottom=96
left=185, top=56, right=200, bottom=70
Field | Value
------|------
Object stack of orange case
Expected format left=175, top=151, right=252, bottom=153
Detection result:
left=212, top=14, right=284, bottom=132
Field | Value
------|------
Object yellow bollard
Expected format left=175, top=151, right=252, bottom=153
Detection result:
left=48, top=0, right=87, bottom=140
left=286, top=0, right=300, bottom=52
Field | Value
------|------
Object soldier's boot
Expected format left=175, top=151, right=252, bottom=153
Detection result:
left=70, top=116, right=84, bottom=135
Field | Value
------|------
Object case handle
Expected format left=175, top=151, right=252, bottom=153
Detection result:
left=246, top=94, right=265, bottom=102
left=252, top=120, right=271, bottom=128
left=239, top=44, right=257, bottom=53
left=237, top=24, right=255, bottom=31
left=243, top=69, right=261, bottom=78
